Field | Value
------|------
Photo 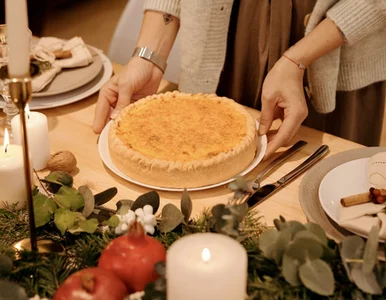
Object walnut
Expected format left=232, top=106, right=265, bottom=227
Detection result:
left=47, top=151, right=77, bottom=173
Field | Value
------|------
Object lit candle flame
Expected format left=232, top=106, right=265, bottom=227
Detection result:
left=3, top=128, right=9, bottom=153
left=202, top=248, right=211, bottom=263
left=25, top=104, right=30, bottom=119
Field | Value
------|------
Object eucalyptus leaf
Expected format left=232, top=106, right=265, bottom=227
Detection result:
left=284, top=221, right=306, bottom=238
left=94, top=187, right=118, bottom=206
left=282, top=254, right=300, bottom=286
left=341, top=235, right=365, bottom=271
left=351, top=267, right=382, bottom=295
left=274, top=227, right=292, bottom=265
left=374, top=264, right=386, bottom=289
left=131, top=191, right=160, bottom=213
left=305, top=223, right=328, bottom=246
left=43, top=171, right=73, bottom=192
left=229, top=203, right=249, bottom=222
left=363, top=226, right=379, bottom=273
left=78, top=218, right=98, bottom=234
left=294, top=230, right=325, bottom=246
left=54, top=186, right=84, bottom=211
left=0, top=280, right=28, bottom=300
left=158, top=204, right=184, bottom=233
left=273, top=218, right=284, bottom=231
left=33, top=193, right=57, bottom=227
left=154, top=261, right=166, bottom=277
left=74, top=212, right=86, bottom=221
left=54, top=208, right=77, bottom=235
left=0, top=254, right=13, bottom=275
left=286, top=238, right=323, bottom=263
left=181, top=188, right=192, bottom=222
left=32, top=186, right=39, bottom=197
left=78, top=185, right=95, bottom=218
left=89, top=210, right=113, bottom=223
left=212, top=204, right=228, bottom=219
left=107, top=215, right=120, bottom=227
left=116, top=200, right=135, bottom=215
left=228, top=176, right=249, bottom=191
left=299, top=259, right=335, bottom=296
left=258, top=229, right=280, bottom=259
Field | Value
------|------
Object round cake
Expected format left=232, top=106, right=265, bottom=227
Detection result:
left=108, top=91, right=257, bottom=188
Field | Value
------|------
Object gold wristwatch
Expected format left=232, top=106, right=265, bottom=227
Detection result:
left=132, top=47, right=167, bottom=73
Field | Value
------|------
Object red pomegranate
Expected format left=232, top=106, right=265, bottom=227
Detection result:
left=53, top=267, right=128, bottom=300
left=98, top=221, right=166, bottom=293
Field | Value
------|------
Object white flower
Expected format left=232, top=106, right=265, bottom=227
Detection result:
left=100, top=225, right=110, bottom=233
left=127, top=291, right=145, bottom=300
left=123, top=210, right=135, bottom=223
left=143, top=205, right=153, bottom=215
left=115, top=210, right=136, bottom=235
left=135, top=205, right=156, bottom=235
left=114, top=205, right=156, bottom=235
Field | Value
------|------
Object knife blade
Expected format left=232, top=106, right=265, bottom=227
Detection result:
left=247, top=144, right=329, bottom=209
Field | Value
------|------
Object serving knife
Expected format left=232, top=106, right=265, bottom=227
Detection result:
left=246, top=144, right=330, bottom=209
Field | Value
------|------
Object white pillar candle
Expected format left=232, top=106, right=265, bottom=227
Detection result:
left=0, top=129, right=27, bottom=208
left=11, top=105, right=50, bottom=171
left=167, top=233, right=248, bottom=300
left=5, top=0, right=30, bottom=77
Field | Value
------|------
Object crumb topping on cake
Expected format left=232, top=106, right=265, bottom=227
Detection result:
left=115, top=94, right=248, bottom=162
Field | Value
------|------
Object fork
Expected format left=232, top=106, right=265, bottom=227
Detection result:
left=229, top=140, right=307, bottom=205
left=248, top=140, right=307, bottom=190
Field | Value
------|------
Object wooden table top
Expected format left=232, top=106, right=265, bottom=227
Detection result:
left=26, top=63, right=362, bottom=226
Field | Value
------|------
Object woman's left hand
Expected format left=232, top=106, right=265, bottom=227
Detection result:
left=259, top=56, right=309, bottom=158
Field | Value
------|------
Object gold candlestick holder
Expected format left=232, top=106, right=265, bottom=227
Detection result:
left=8, top=76, right=64, bottom=255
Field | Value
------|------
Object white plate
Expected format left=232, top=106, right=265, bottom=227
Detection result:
left=0, top=51, right=113, bottom=110
left=98, top=120, right=267, bottom=192
left=319, top=158, right=374, bottom=238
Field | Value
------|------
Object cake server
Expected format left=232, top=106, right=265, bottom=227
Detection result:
left=246, top=144, right=329, bottom=209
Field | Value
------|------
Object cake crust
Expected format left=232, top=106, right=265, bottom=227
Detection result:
left=108, top=91, right=257, bottom=188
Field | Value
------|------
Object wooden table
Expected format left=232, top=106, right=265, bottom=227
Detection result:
left=25, top=64, right=362, bottom=226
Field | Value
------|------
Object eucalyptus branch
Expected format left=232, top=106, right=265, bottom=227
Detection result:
left=33, top=169, right=51, bottom=196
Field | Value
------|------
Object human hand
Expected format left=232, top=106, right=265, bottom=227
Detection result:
left=259, top=56, right=308, bottom=158
left=92, top=57, right=163, bottom=134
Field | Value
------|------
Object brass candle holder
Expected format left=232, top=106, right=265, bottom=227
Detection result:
left=8, top=76, right=64, bottom=254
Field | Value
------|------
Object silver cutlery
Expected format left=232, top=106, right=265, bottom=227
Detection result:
left=232, top=144, right=329, bottom=208
left=248, top=140, right=307, bottom=190
left=247, top=145, right=329, bottom=209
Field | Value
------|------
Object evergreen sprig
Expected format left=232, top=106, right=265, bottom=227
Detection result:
left=2, top=197, right=386, bottom=300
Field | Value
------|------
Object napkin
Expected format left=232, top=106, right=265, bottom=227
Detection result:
left=31, top=37, right=93, bottom=92
left=337, top=152, right=386, bottom=238
left=338, top=203, right=386, bottom=238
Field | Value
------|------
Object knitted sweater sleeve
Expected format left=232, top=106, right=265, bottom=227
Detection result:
left=326, top=0, right=386, bottom=44
left=144, top=0, right=181, bottom=18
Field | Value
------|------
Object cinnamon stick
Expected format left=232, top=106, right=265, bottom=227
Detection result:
left=341, top=193, right=370, bottom=207
left=53, top=50, right=72, bottom=59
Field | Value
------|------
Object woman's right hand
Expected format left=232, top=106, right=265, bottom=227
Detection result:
left=92, top=57, right=163, bottom=134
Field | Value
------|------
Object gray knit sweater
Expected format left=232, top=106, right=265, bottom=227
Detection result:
left=144, top=0, right=386, bottom=113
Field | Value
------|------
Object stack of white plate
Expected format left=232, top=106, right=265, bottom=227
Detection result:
left=1, top=44, right=113, bottom=110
